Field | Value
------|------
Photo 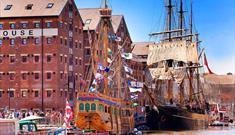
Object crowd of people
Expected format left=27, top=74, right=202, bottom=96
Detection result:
left=0, top=109, right=64, bottom=126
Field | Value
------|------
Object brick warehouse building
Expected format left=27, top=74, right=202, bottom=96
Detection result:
left=79, top=8, right=132, bottom=99
left=0, top=0, right=84, bottom=112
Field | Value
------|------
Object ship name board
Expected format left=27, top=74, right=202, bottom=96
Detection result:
left=0, top=28, right=58, bottom=38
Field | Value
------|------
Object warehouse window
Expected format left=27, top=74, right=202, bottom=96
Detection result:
left=46, top=22, right=51, bottom=28
left=21, top=89, right=28, bottom=98
left=21, top=55, right=28, bottom=63
left=46, top=72, right=52, bottom=80
left=34, top=55, right=40, bottom=63
left=9, top=90, right=14, bottom=98
left=34, top=37, right=40, bottom=45
left=34, top=90, right=39, bottom=97
left=25, top=4, right=33, bottom=10
left=9, top=55, right=15, bottom=63
left=10, top=39, right=15, bottom=46
left=47, top=37, right=52, bottom=44
left=0, top=73, right=3, bottom=80
left=46, top=54, right=52, bottom=63
left=21, top=72, right=27, bottom=80
left=4, top=5, right=12, bottom=10
left=34, top=72, right=40, bottom=80
left=85, top=19, right=92, bottom=25
left=10, top=23, right=15, bottom=29
left=9, top=72, right=15, bottom=80
left=46, top=3, right=54, bottom=8
left=46, top=90, right=52, bottom=97
left=0, top=24, right=3, bottom=29
left=22, top=38, right=27, bottom=45
left=0, top=39, right=2, bottom=46
left=34, top=22, right=40, bottom=28
left=0, top=55, right=3, bottom=64
left=21, top=23, right=28, bottom=28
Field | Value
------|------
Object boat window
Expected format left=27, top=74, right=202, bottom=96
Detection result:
left=98, top=104, right=102, bottom=111
left=85, top=103, right=90, bottom=111
left=167, top=59, right=174, bottom=67
left=101, top=105, right=105, bottom=112
left=79, top=103, right=84, bottom=111
left=91, top=103, right=96, bottom=111
left=105, top=106, right=108, bottom=113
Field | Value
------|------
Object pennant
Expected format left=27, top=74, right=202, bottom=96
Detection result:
left=124, top=66, right=133, bottom=74
left=204, top=53, right=214, bottom=74
left=121, top=53, right=133, bottom=60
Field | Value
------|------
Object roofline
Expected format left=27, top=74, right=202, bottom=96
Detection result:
left=0, top=15, right=59, bottom=19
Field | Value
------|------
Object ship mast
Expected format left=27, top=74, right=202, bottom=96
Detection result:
left=166, top=0, right=173, bottom=41
left=99, top=0, right=112, bottom=95
left=190, top=0, right=193, bottom=41
left=179, top=0, right=184, bottom=38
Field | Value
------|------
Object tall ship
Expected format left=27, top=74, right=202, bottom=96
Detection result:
left=75, top=0, right=134, bottom=134
left=143, top=0, right=209, bottom=130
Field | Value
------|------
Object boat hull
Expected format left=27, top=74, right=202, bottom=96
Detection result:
left=145, top=105, right=209, bottom=130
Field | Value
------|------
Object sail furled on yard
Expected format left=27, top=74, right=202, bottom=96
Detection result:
left=146, top=68, right=186, bottom=84
left=147, top=40, right=199, bottom=66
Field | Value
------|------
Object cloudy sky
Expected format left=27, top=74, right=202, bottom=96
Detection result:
left=76, top=0, right=235, bottom=75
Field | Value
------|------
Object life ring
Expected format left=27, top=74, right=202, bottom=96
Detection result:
left=161, top=115, right=166, bottom=122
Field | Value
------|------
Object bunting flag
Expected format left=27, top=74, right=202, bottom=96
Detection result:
left=107, top=58, right=112, bottom=63
left=115, top=36, right=121, bottom=42
left=108, top=33, right=121, bottom=42
left=108, top=48, right=112, bottom=55
left=204, top=53, right=214, bottom=74
left=95, top=73, right=104, bottom=80
left=124, top=66, right=133, bottom=74
left=63, top=100, right=73, bottom=129
left=129, top=87, right=142, bottom=93
left=80, top=79, right=87, bottom=87
left=121, top=53, right=133, bottom=60
left=98, top=63, right=105, bottom=71
left=128, top=81, right=144, bottom=88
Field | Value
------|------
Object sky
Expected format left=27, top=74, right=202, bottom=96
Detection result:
left=75, top=0, right=235, bottom=75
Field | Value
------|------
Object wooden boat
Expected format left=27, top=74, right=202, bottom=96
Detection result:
left=75, top=1, right=134, bottom=134
left=142, top=0, right=209, bottom=131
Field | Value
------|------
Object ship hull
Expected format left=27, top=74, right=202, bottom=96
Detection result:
left=145, top=105, right=209, bottom=130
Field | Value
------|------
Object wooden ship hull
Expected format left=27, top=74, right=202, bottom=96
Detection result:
left=75, top=92, right=134, bottom=134
left=145, top=105, right=209, bottom=130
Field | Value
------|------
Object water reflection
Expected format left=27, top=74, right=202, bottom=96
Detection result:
left=144, top=126, right=235, bottom=135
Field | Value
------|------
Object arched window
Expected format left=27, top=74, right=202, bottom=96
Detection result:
left=105, top=106, right=108, bottom=113
left=85, top=103, right=90, bottom=111
left=101, top=104, right=105, bottom=112
left=98, top=104, right=102, bottom=111
left=91, top=103, right=96, bottom=111
left=79, top=103, right=84, bottom=111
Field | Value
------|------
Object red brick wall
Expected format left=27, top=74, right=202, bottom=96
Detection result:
left=0, top=0, right=83, bottom=112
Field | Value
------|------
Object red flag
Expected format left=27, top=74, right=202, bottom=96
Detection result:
left=204, top=53, right=214, bottom=74
left=63, top=100, right=73, bottom=129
